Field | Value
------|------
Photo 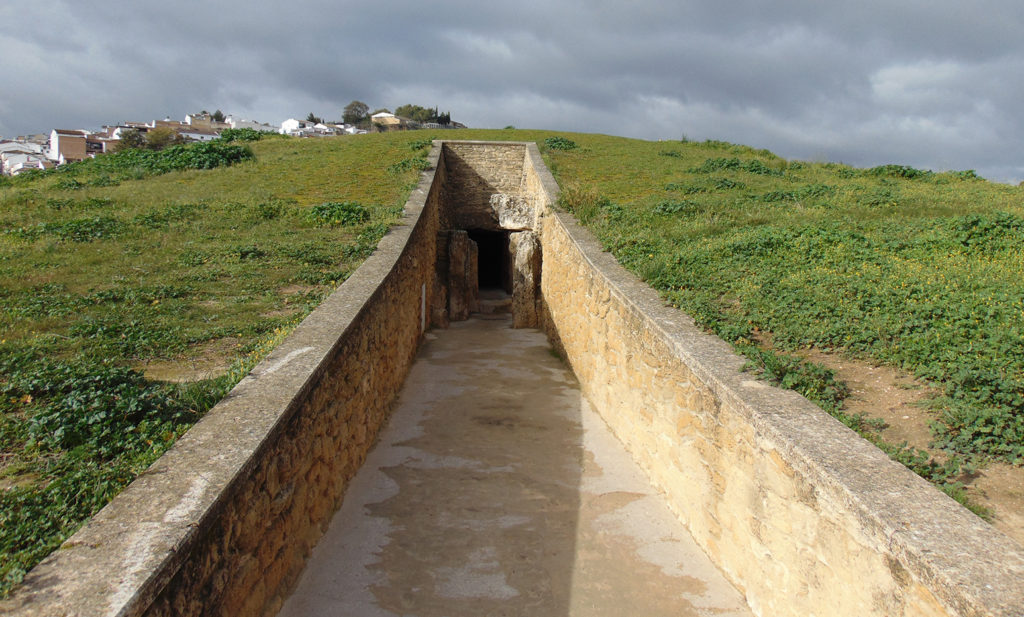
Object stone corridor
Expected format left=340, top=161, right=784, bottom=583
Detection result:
left=278, top=312, right=751, bottom=616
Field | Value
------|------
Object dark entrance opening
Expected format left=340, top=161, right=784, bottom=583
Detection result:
left=468, top=229, right=511, bottom=293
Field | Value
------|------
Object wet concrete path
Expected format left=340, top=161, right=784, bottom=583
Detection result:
left=278, top=313, right=751, bottom=617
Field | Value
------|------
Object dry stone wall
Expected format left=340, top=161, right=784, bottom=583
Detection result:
left=435, top=141, right=543, bottom=327
left=440, top=142, right=528, bottom=231
left=0, top=145, right=448, bottom=617
left=535, top=181, right=1024, bottom=615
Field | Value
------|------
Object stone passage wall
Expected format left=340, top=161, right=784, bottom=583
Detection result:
left=441, top=141, right=529, bottom=230
left=435, top=142, right=543, bottom=328
left=535, top=196, right=1024, bottom=614
left=1, top=145, right=448, bottom=617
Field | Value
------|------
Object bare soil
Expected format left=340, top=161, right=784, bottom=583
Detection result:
left=137, top=337, right=241, bottom=383
left=278, top=284, right=317, bottom=296
left=799, top=348, right=1024, bottom=547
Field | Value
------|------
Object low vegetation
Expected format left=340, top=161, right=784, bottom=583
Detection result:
left=2, top=127, right=1020, bottom=595
left=540, top=131, right=1022, bottom=514
left=0, top=133, right=423, bottom=595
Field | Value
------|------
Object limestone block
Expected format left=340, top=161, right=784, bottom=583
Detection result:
left=510, top=231, right=541, bottom=328
left=467, top=240, right=479, bottom=314
left=431, top=276, right=450, bottom=328
left=489, top=193, right=533, bottom=229
left=447, top=230, right=479, bottom=321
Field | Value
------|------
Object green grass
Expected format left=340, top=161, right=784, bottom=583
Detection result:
left=3, top=127, right=1021, bottom=594
left=0, top=132, right=430, bottom=595
left=535, top=131, right=1022, bottom=513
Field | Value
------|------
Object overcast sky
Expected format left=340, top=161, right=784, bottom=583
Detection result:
left=1, top=1, right=1021, bottom=182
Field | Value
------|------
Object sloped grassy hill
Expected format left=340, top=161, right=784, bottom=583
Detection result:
left=536, top=131, right=1023, bottom=514
left=0, top=132, right=428, bottom=594
left=2, top=129, right=1022, bottom=595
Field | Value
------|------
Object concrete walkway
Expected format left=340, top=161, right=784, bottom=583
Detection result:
left=278, top=313, right=752, bottom=617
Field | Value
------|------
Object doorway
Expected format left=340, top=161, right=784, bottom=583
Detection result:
left=467, top=229, right=511, bottom=293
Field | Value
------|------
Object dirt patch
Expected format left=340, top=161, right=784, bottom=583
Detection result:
left=965, top=463, right=1024, bottom=545
left=0, top=448, right=45, bottom=492
left=799, top=348, right=1024, bottom=547
left=799, top=349, right=937, bottom=450
left=0, top=470, right=40, bottom=492
left=137, top=337, right=241, bottom=383
left=0, top=453, right=14, bottom=488
left=278, top=284, right=316, bottom=296
left=261, top=308, right=302, bottom=319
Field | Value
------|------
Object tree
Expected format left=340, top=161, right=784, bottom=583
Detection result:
left=393, top=104, right=451, bottom=125
left=306, top=112, right=323, bottom=124
left=114, top=128, right=145, bottom=151
left=395, top=104, right=438, bottom=123
left=211, top=109, right=226, bottom=122
left=343, top=100, right=369, bottom=125
left=144, top=126, right=184, bottom=150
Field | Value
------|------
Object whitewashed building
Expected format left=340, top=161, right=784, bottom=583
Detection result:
left=48, top=129, right=89, bottom=164
left=279, top=118, right=311, bottom=135
left=226, top=116, right=278, bottom=132
left=1, top=151, right=53, bottom=175
left=178, top=128, right=221, bottom=142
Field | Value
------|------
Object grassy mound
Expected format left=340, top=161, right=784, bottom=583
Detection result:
left=3, top=127, right=1020, bottom=594
left=537, top=131, right=1022, bottom=512
left=0, top=132, right=432, bottom=595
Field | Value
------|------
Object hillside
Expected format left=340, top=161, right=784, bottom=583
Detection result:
left=531, top=131, right=1023, bottom=534
left=2, top=129, right=1023, bottom=595
left=0, top=132, right=424, bottom=594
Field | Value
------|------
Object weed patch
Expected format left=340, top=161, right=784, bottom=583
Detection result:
left=132, top=203, right=204, bottom=229
left=217, top=128, right=265, bottom=142
left=18, top=141, right=255, bottom=187
left=386, top=156, right=430, bottom=174
left=692, top=157, right=784, bottom=177
left=654, top=199, right=698, bottom=215
left=6, top=216, right=126, bottom=242
left=408, top=137, right=435, bottom=151
left=544, top=136, right=578, bottom=151
left=308, top=201, right=370, bottom=227
left=869, top=164, right=932, bottom=180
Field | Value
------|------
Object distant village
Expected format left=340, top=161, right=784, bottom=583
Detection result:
left=0, top=108, right=465, bottom=177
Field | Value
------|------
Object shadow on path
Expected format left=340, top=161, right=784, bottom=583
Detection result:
left=278, top=314, right=750, bottom=617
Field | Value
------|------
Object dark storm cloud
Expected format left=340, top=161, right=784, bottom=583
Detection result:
left=1, top=1, right=1021, bottom=181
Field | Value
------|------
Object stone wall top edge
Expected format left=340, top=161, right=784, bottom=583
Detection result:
left=523, top=143, right=560, bottom=207
left=0, top=147, right=446, bottom=617
left=438, top=140, right=533, bottom=147
left=547, top=209, right=1024, bottom=615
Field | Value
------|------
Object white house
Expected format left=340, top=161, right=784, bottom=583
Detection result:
left=1, top=151, right=52, bottom=175
left=0, top=140, right=45, bottom=156
left=226, top=116, right=278, bottom=132
left=48, top=129, right=89, bottom=164
left=280, top=118, right=310, bottom=135
left=279, top=119, right=329, bottom=137
left=178, top=128, right=220, bottom=142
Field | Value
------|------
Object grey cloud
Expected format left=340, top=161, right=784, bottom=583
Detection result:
left=1, top=1, right=1021, bottom=182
